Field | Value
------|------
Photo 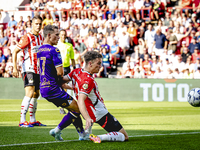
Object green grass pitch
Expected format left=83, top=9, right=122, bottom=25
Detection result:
left=0, top=100, right=200, bottom=150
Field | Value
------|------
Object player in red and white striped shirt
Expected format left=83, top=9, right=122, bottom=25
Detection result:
left=64, top=51, right=129, bottom=143
left=13, top=15, right=46, bottom=127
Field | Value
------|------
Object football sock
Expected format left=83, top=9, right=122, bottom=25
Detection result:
left=29, top=98, right=37, bottom=122
left=85, top=123, right=93, bottom=135
left=72, top=114, right=86, bottom=136
left=20, top=96, right=31, bottom=123
left=57, top=111, right=77, bottom=130
left=98, top=132, right=125, bottom=142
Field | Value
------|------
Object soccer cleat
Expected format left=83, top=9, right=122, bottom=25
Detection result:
left=19, top=121, right=34, bottom=127
left=49, top=129, right=63, bottom=141
left=79, top=133, right=90, bottom=141
left=29, top=121, right=46, bottom=126
left=89, top=134, right=101, bottom=143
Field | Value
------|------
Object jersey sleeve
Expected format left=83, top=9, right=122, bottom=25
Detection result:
left=17, top=35, right=30, bottom=50
left=79, top=79, right=94, bottom=95
left=52, top=48, right=63, bottom=68
left=70, top=45, right=74, bottom=59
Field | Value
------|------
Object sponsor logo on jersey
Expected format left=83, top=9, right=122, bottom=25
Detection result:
left=83, top=83, right=88, bottom=89
left=62, top=103, right=67, bottom=106
left=29, top=78, right=34, bottom=84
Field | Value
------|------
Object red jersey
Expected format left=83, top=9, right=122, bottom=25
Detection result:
left=68, top=68, right=108, bottom=122
left=17, top=32, right=44, bottom=74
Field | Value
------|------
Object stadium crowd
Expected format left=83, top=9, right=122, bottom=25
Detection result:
left=0, top=0, right=200, bottom=79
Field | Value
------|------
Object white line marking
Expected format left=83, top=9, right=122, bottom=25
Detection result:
left=0, top=132, right=200, bottom=147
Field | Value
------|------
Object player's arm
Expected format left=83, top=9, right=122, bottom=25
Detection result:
left=77, top=93, right=93, bottom=130
left=12, top=47, right=21, bottom=77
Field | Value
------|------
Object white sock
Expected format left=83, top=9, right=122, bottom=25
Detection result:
left=55, top=126, right=62, bottom=133
left=20, top=96, right=31, bottom=123
left=85, top=123, right=93, bottom=135
left=29, top=98, right=37, bottom=122
left=98, top=132, right=125, bottom=142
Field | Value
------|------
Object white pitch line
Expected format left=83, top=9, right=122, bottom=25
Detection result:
left=0, top=132, right=200, bottom=147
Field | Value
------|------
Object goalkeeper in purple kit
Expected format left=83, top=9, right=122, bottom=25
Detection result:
left=37, top=25, right=88, bottom=141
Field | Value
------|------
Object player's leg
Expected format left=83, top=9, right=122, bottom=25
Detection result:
left=29, top=74, right=46, bottom=126
left=19, top=72, right=35, bottom=127
left=90, top=113, right=129, bottom=143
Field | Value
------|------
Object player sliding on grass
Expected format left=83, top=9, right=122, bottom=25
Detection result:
left=37, top=25, right=88, bottom=141
left=63, top=51, right=129, bottom=143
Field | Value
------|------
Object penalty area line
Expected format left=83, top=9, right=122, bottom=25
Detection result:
left=0, top=132, right=200, bottom=147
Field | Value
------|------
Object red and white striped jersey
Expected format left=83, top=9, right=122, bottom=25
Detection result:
left=17, top=32, right=44, bottom=74
left=67, top=68, right=108, bottom=122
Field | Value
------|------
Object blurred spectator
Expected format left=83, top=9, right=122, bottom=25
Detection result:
left=97, top=32, right=105, bottom=45
left=152, top=27, right=167, bottom=56
left=87, top=31, right=95, bottom=48
left=138, top=38, right=145, bottom=54
left=152, top=0, right=161, bottom=20
left=164, top=68, right=174, bottom=79
left=172, top=68, right=183, bottom=79
left=71, top=24, right=80, bottom=39
left=194, top=58, right=200, bottom=71
left=8, top=15, right=17, bottom=30
left=101, top=47, right=111, bottom=77
left=89, top=15, right=98, bottom=28
left=142, top=54, right=152, bottom=74
left=4, top=56, right=13, bottom=78
left=123, top=14, right=133, bottom=26
left=97, top=13, right=106, bottom=27
left=42, top=13, right=54, bottom=29
left=88, top=23, right=98, bottom=34
left=0, top=31, right=8, bottom=47
left=60, top=15, right=70, bottom=30
left=127, top=21, right=137, bottom=47
left=181, top=47, right=192, bottom=63
left=191, top=47, right=200, bottom=63
left=25, top=21, right=32, bottom=33
left=134, top=0, right=144, bottom=13
left=74, top=39, right=88, bottom=57
left=99, top=0, right=107, bottom=10
left=163, top=12, right=171, bottom=27
left=70, top=14, right=80, bottom=28
left=118, top=0, right=128, bottom=17
left=106, top=22, right=116, bottom=37
left=107, top=31, right=118, bottom=46
left=183, top=68, right=193, bottom=79
left=46, top=0, right=55, bottom=12
left=122, top=55, right=134, bottom=72
left=115, top=12, right=125, bottom=26
left=185, top=57, right=195, bottom=73
left=0, top=60, right=6, bottom=77
left=151, top=56, right=162, bottom=72
left=162, top=58, right=172, bottom=73
left=74, top=47, right=81, bottom=68
left=110, top=40, right=120, bottom=68
left=0, top=49, right=6, bottom=63
left=7, top=31, right=18, bottom=47
left=101, top=38, right=110, bottom=52
left=5, top=48, right=12, bottom=62
left=116, top=70, right=122, bottom=78
left=134, top=67, right=145, bottom=78
left=194, top=66, right=200, bottom=79
left=119, top=31, right=130, bottom=59
left=140, top=48, right=151, bottom=60
left=105, top=14, right=116, bottom=27
left=143, top=0, right=153, bottom=19
left=80, top=24, right=88, bottom=38
left=135, top=13, right=144, bottom=28
left=97, top=23, right=106, bottom=35
left=122, top=63, right=134, bottom=78
left=130, top=46, right=140, bottom=63
left=107, top=0, right=118, bottom=18
left=167, top=29, right=178, bottom=54
left=79, top=14, right=89, bottom=27
left=51, top=0, right=63, bottom=21
left=88, top=0, right=99, bottom=19
left=62, top=0, right=72, bottom=15
left=172, top=55, right=185, bottom=72
left=146, top=67, right=155, bottom=78
left=188, top=38, right=200, bottom=54
left=145, top=23, right=155, bottom=54
left=153, top=66, right=164, bottom=79
left=115, top=22, right=127, bottom=39
left=53, top=18, right=60, bottom=29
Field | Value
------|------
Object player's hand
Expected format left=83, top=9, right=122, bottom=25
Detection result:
left=13, top=68, right=18, bottom=78
left=85, top=118, right=93, bottom=130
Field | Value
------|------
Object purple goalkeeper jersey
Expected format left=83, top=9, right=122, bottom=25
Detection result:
left=37, top=44, right=63, bottom=98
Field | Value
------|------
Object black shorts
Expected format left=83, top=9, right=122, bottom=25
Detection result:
left=22, top=72, right=40, bottom=90
left=45, top=89, right=74, bottom=108
left=96, top=113, right=123, bottom=132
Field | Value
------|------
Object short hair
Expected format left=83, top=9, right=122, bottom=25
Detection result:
left=59, top=29, right=66, bottom=34
left=32, top=15, right=43, bottom=22
left=84, top=51, right=102, bottom=65
left=43, top=25, right=58, bottom=38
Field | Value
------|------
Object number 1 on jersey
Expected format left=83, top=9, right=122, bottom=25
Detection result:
left=38, top=57, right=46, bottom=75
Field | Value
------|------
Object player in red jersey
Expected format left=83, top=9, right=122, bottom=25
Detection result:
left=63, top=51, right=129, bottom=143
left=13, top=15, right=46, bottom=127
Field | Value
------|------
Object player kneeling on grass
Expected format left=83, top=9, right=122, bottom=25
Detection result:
left=63, top=51, right=129, bottom=143
left=37, top=25, right=88, bottom=141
